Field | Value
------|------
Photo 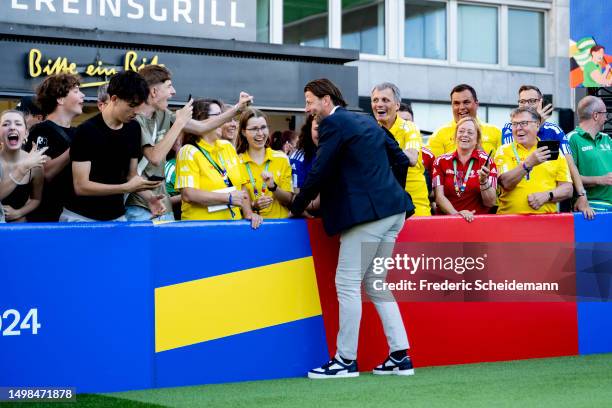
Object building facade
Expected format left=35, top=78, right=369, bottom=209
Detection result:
left=1, top=0, right=571, bottom=133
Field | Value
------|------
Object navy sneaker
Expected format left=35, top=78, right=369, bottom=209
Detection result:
left=372, top=355, right=415, bottom=376
left=308, top=356, right=359, bottom=379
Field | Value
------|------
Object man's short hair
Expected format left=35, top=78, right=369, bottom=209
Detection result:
left=518, top=85, right=542, bottom=98
left=510, top=107, right=541, bottom=123
left=138, top=65, right=172, bottom=87
left=304, top=78, right=347, bottom=108
left=577, top=95, right=604, bottom=121
left=371, top=82, right=401, bottom=103
left=399, top=102, right=413, bottom=116
left=107, top=71, right=149, bottom=106
left=16, top=96, right=44, bottom=116
left=590, top=45, right=604, bottom=55
left=450, top=84, right=478, bottom=101
left=35, top=73, right=81, bottom=115
left=97, top=84, right=109, bottom=103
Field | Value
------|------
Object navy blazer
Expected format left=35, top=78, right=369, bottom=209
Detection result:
left=291, top=108, right=414, bottom=236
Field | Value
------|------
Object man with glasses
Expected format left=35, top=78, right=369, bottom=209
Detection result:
left=501, top=85, right=594, bottom=218
left=495, top=107, right=572, bottom=214
left=567, top=96, right=612, bottom=212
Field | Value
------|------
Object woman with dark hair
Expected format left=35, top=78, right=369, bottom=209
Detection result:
left=289, top=115, right=319, bottom=193
left=175, top=99, right=262, bottom=228
left=236, top=108, right=293, bottom=218
left=270, top=129, right=297, bottom=156
left=0, top=110, right=48, bottom=222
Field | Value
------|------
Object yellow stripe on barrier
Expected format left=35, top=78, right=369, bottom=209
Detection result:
left=155, top=256, right=322, bottom=353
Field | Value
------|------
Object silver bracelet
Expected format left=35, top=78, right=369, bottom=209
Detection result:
left=8, top=171, right=28, bottom=186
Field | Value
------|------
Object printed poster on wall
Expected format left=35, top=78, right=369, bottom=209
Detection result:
left=570, top=0, right=612, bottom=88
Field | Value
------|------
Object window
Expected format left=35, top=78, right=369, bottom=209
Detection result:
left=404, top=0, right=446, bottom=60
left=257, top=0, right=270, bottom=43
left=508, top=9, right=545, bottom=67
left=342, top=0, right=385, bottom=55
left=284, top=0, right=329, bottom=47
left=458, top=4, right=498, bottom=64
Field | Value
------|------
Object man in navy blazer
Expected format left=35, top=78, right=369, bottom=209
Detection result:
left=291, top=79, right=416, bottom=379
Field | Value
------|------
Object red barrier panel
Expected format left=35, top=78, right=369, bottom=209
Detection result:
left=308, top=214, right=579, bottom=370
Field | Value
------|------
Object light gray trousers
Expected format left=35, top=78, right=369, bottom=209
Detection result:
left=335, top=212, right=409, bottom=360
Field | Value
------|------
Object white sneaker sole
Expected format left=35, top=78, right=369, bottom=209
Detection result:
left=308, top=371, right=360, bottom=379
left=372, top=368, right=415, bottom=376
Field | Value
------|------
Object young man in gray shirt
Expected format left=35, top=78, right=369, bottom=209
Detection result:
left=125, top=65, right=253, bottom=221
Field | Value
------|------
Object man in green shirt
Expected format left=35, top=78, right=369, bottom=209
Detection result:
left=568, top=96, right=612, bottom=212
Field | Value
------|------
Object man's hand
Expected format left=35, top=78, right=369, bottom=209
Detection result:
left=2, top=205, right=22, bottom=222
left=525, top=147, right=551, bottom=168
left=174, top=99, right=193, bottom=130
left=253, top=195, right=273, bottom=211
left=574, top=195, right=595, bottom=220
left=235, top=92, right=253, bottom=111
left=538, top=103, right=553, bottom=123
left=527, top=192, right=550, bottom=210
left=597, top=172, right=612, bottom=186
left=125, top=176, right=162, bottom=193
left=146, top=194, right=167, bottom=218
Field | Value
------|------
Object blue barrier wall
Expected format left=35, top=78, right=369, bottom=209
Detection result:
left=0, top=223, right=154, bottom=393
left=0, top=220, right=328, bottom=393
left=575, top=213, right=612, bottom=355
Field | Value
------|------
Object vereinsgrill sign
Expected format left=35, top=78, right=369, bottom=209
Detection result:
left=3, top=0, right=255, bottom=41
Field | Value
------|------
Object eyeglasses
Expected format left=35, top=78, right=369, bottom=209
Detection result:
left=246, top=125, right=268, bottom=133
left=208, top=112, right=221, bottom=117
left=511, top=120, right=538, bottom=129
left=517, top=98, right=541, bottom=105
left=594, top=111, right=610, bottom=119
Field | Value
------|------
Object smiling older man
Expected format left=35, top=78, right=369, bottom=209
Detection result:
left=495, top=107, right=572, bottom=214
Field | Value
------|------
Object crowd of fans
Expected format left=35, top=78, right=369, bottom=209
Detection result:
left=0, top=68, right=610, bottom=225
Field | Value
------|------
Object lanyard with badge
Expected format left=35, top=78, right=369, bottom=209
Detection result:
left=453, top=158, right=474, bottom=196
left=511, top=142, right=529, bottom=181
left=192, top=143, right=235, bottom=217
left=245, top=161, right=270, bottom=197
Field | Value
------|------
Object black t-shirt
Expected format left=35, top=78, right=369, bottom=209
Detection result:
left=65, top=114, right=141, bottom=221
left=26, top=120, right=76, bottom=222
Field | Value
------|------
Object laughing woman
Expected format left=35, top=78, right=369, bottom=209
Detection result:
left=236, top=108, right=293, bottom=219
left=0, top=110, right=47, bottom=223
left=432, top=117, right=497, bottom=222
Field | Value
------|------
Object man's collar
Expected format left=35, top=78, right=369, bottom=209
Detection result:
left=329, top=105, right=340, bottom=116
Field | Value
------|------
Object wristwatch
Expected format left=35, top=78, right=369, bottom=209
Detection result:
left=548, top=191, right=554, bottom=202
left=577, top=190, right=587, bottom=198
left=268, top=182, right=278, bottom=192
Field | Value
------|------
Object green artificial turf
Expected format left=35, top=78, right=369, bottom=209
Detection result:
left=6, top=354, right=612, bottom=408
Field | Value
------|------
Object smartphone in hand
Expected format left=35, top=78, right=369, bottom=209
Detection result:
left=537, top=140, right=560, bottom=160
left=147, top=175, right=165, bottom=182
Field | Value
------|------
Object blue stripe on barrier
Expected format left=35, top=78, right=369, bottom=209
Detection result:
left=152, top=220, right=313, bottom=288
left=154, top=315, right=329, bottom=387
left=574, top=213, right=612, bottom=355
left=0, top=223, right=154, bottom=393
